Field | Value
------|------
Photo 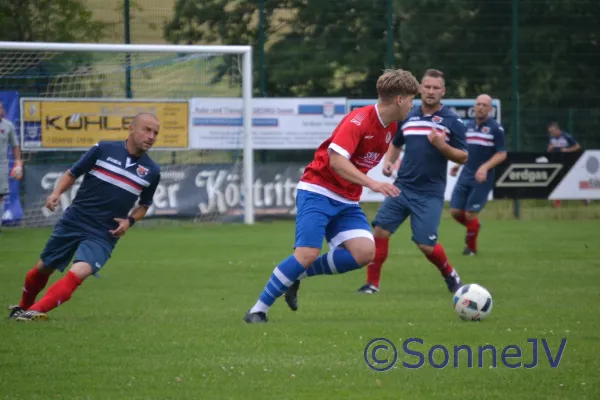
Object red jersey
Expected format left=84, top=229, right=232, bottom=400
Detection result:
left=298, top=104, right=398, bottom=202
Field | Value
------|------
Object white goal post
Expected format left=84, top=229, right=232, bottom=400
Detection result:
left=0, top=41, right=255, bottom=225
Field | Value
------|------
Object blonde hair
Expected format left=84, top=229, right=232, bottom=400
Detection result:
left=376, top=69, right=420, bottom=101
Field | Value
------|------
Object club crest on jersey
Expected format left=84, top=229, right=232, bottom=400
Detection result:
left=136, top=165, right=149, bottom=177
left=323, top=102, right=335, bottom=118
left=432, top=116, right=443, bottom=124
left=0, top=129, right=4, bottom=135
left=385, top=131, right=392, bottom=143
left=482, top=126, right=490, bottom=134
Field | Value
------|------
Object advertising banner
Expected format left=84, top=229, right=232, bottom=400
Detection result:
left=20, top=98, right=188, bottom=150
left=22, top=163, right=305, bottom=226
left=548, top=151, right=600, bottom=200
left=493, top=152, right=584, bottom=199
left=188, top=97, right=346, bottom=149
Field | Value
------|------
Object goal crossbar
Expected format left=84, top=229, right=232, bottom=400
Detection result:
left=0, top=41, right=255, bottom=225
left=0, top=41, right=252, bottom=54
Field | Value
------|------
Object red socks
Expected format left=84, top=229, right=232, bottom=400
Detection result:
left=366, top=237, right=389, bottom=288
left=453, top=211, right=481, bottom=252
left=466, top=218, right=481, bottom=252
left=425, top=243, right=454, bottom=277
left=19, top=267, right=51, bottom=310
left=29, top=271, right=83, bottom=313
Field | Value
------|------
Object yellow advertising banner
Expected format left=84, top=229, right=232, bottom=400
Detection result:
left=21, top=99, right=188, bottom=149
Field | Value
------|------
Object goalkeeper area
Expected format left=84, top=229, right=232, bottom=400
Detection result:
left=1, top=217, right=599, bottom=399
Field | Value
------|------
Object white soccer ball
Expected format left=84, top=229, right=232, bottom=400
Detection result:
left=453, top=283, right=493, bottom=321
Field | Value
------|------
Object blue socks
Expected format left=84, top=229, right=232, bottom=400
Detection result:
left=250, top=249, right=363, bottom=314
left=300, top=248, right=361, bottom=278
left=250, top=255, right=306, bottom=313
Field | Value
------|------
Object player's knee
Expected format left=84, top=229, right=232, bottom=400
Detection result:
left=34, top=259, right=45, bottom=271
left=342, top=237, right=376, bottom=266
left=35, top=259, right=55, bottom=275
left=372, top=226, right=392, bottom=239
left=450, top=209, right=463, bottom=219
left=352, top=245, right=375, bottom=266
left=293, top=247, right=321, bottom=268
left=417, top=243, right=434, bottom=256
left=69, top=262, right=94, bottom=281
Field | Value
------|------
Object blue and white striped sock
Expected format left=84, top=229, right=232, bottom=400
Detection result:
left=250, top=255, right=306, bottom=314
left=298, top=248, right=362, bottom=280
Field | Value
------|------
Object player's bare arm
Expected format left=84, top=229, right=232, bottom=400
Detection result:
left=428, top=129, right=468, bottom=164
left=329, top=152, right=400, bottom=197
left=110, top=204, right=149, bottom=237
left=45, top=171, right=78, bottom=211
left=475, top=151, right=507, bottom=182
left=561, top=143, right=581, bottom=152
left=10, top=145, right=23, bottom=180
left=382, top=144, right=402, bottom=177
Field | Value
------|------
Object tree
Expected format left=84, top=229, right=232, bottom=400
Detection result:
left=164, top=0, right=600, bottom=110
left=0, top=0, right=107, bottom=43
left=164, top=0, right=396, bottom=97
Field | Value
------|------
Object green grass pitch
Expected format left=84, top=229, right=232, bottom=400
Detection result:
left=1, top=217, right=599, bottom=399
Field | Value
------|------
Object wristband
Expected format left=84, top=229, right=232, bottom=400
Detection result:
left=128, top=216, right=136, bottom=227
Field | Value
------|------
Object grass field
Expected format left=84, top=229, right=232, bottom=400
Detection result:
left=1, top=215, right=600, bottom=399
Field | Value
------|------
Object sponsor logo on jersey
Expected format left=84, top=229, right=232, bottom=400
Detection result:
left=107, top=157, right=122, bottom=166
left=136, top=165, right=149, bottom=177
left=351, top=113, right=366, bottom=126
left=363, top=152, right=380, bottom=162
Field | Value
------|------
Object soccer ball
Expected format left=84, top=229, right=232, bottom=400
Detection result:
left=453, top=284, right=493, bottom=321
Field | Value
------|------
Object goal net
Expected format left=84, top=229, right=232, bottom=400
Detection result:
left=0, top=42, right=254, bottom=228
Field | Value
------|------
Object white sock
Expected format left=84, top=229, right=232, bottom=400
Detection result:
left=250, top=300, right=270, bottom=314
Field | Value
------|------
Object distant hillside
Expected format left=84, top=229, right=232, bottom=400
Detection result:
left=87, top=0, right=177, bottom=44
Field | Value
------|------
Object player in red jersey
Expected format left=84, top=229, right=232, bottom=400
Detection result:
left=244, top=69, right=420, bottom=323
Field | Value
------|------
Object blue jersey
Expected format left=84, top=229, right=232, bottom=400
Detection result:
left=63, top=140, right=160, bottom=243
left=392, top=105, right=467, bottom=197
left=549, top=132, right=577, bottom=152
left=461, top=118, right=506, bottom=183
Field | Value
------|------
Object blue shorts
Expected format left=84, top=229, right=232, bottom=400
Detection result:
left=295, top=189, right=373, bottom=249
left=40, top=221, right=114, bottom=274
left=372, top=190, right=444, bottom=246
left=450, top=179, right=492, bottom=212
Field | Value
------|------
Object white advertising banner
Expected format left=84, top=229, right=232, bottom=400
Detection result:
left=188, top=97, right=346, bottom=150
left=549, top=150, right=600, bottom=199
